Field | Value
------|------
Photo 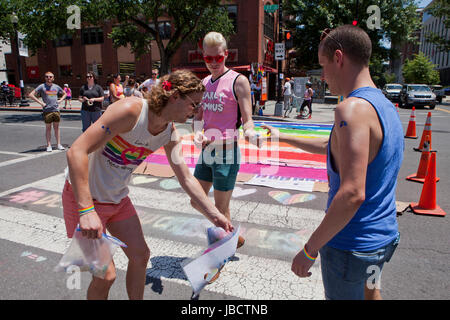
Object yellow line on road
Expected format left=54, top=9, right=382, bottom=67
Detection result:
left=436, top=107, right=450, bottom=114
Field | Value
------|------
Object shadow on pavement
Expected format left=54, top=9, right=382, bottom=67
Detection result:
left=145, top=255, right=188, bottom=294
left=1, top=113, right=81, bottom=123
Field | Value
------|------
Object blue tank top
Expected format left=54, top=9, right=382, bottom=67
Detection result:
left=326, top=87, right=404, bottom=251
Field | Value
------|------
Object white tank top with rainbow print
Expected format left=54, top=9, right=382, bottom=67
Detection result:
left=66, top=99, right=173, bottom=203
left=201, top=69, right=241, bottom=142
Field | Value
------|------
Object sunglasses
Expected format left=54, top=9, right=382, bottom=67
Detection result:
left=152, top=73, right=158, bottom=75
left=45, top=76, right=54, bottom=78
left=184, top=94, right=202, bottom=112
left=203, top=55, right=225, bottom=63
left=320, top=28, right=344, bottom=52
left=86, top=75, right=93, bottom=78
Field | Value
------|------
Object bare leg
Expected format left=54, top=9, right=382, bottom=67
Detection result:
left=53, top=121, right=61, bottom=146
left=87, top=260, right=116, bottom=300
left=213, top=189, right=234, bottom=221
left=45, top=123, right=52, bottom=147
left=107, top=215, right=150, bottom=300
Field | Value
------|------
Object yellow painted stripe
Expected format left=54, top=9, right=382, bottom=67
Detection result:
left=436, top=107, right=450, bottom=114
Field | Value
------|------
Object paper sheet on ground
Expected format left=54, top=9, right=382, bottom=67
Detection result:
left=181, top=225, right=240, bottom=297
left=244, top=175, right=315, bottom=192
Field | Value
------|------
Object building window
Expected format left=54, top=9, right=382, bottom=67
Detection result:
left=119, top=62, right=135, bottom=76
left=59, top=65, right=73, bottom=77
left=148, top=21, right=171, bottom=40
left=264, top=12, right=275, bottom=40
left=87, top=63, right=103, bottom=77
left=53, top=34, right=73, bottom=47
left=226, top=5, right=238, bottom=32
left=81, top=27, right=104, bottom=45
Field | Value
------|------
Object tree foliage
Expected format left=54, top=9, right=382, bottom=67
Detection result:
left=283, top=0, right=421, bottom=77
left=402, top=52, right=440, bottom=84
left=0, top=0, right=235, bottom=75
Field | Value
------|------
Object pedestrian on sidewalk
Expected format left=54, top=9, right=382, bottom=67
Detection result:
left=191, top=31, right=261, bottom=250
left=28, top=71, right=66, bottom=152
left=79, top=72, right=104, bottom=132
left=298, top=81, right=314, bottom=119
left=124, top=78, right=143, bottom=98
left=63, top=84, right=72, bottom=109
left=262, top=25, right=403, bottom=300
left=139, top=68, right=160, bottom=93
left=109, top=74, right=125, bottom=103
left=63, top=70, right=233, bottom=300
left=283, top=77, right=293, bottom=118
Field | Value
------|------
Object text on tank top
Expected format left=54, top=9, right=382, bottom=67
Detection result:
left=201, top=69, right=242, bottom=142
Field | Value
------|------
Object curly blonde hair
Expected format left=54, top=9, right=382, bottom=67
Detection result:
left=145, top=70, right=205, bottom=115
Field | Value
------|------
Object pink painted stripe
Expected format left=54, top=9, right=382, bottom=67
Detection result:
left=144, top=154, right=327, bottom=181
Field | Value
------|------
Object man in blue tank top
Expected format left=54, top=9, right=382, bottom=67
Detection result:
left=262, top=25, right=403, bottom=300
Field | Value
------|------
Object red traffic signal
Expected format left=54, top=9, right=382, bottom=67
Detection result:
left=352, top=20, right=358, bottom=26
left=284, top=31, right=292, bottom=41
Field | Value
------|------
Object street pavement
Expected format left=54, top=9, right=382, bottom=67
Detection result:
left=0, top=97, right=449, bottom=300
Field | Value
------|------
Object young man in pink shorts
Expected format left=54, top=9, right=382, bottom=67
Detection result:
left=63, top=70, right=233, bottom=300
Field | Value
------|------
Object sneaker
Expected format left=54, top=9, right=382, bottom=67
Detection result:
left=46, top=146, right=52, bottom=152
left=307, top=115, right=312, bottom=119
left=57, top=144, right=65, bottom=150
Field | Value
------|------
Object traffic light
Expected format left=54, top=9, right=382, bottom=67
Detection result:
left=284, top=31, right=293, bottom=49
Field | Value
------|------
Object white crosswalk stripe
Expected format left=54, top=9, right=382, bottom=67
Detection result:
left=0, top=174, right=325, bottom=300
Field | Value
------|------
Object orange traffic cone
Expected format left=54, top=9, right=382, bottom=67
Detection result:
left=410, top=152, right=446, bottom=217
left=406, top=136, right=440, bottom=183
left=414, top=112, right=435, bottom=152
left=405, top=107, right=418, bottom=139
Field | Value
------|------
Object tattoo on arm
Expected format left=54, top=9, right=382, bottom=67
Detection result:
left=339, top=120, right=348, bottom=128
left=101, top=125, right=111, bottom=135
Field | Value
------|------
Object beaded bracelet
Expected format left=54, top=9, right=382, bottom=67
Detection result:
left=303, top=245, right=317, bottom=261
left=78, top=205, right=95, bottom=217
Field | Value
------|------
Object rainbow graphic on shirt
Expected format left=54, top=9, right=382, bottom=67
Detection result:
left=102, top=135, right=153, bottom=166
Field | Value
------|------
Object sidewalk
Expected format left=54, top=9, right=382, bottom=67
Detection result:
left=254, top=100, right=336, bottom=124
left=0, top=99, right=82, bottom=113
left=1, top=99, right=337, bottom=124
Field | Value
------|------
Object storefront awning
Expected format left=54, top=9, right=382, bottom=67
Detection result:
left=172, top=64, right=278, bottom=74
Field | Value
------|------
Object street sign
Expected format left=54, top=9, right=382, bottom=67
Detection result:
left=264, top=4, right=279, bottom=13
left=275, top=43, right=285, bottom=61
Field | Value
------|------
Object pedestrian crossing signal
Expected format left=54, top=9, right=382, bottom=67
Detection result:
left=284, top=31, right=293, bottom=49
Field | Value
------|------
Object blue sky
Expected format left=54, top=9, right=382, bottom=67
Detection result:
left=418, top=0, right=432, bottom=8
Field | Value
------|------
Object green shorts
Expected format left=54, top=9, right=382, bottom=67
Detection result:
left=194, top=142, right=241, bottom=192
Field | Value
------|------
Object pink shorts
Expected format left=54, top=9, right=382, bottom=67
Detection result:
left=62, top=180, right=137, bottom=238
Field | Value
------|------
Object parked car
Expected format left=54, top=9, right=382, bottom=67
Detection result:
left=431, top=85, right=444, bottom=103
left=444, top=86, right=450, bottom=95
left=382, top=83, right=402, bottom=102
left=399, top=84, right=436, bottom=109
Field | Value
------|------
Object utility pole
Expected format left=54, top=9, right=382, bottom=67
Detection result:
left=274, top=0, right=284, bottom=116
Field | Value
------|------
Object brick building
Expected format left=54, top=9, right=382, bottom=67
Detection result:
left=5, top=0, right=284, bottom=98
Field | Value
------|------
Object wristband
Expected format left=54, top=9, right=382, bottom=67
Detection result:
left=78, top=205, right=95, bottom=217
left=303, top=245, right=317, bottom=261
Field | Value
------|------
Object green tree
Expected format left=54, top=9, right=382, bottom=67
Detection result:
left=1, top=0, right=235, bottom=75
left=402, top=52, right=440, bottom=84
left=425, top=0, right=450, bottom=53
left=283, top=0, right=420, bottom=72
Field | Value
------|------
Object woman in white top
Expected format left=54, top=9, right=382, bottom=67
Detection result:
left=64, top=70, right=233, bottom=300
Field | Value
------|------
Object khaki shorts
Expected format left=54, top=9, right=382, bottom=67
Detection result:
left=43, top=111, right=60, bottom=123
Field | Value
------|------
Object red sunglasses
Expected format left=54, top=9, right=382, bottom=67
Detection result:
left=203, top=55, right=225, bottom=63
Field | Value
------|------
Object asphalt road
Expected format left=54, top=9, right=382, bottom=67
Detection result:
left=0, top=102, right=449, bottom=301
